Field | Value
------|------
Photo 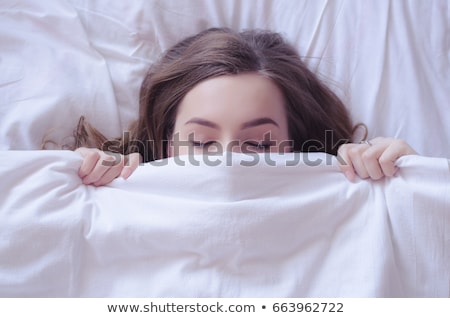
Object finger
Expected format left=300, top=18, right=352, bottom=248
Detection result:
left=120, top=153, right=142, bottom=180
left=360, top=146, right=384, bottom=180
left=78, top=151, right=100, bottom=179
left=93, top=161, right=124, bottom=186
left=346, top=145, right=371, bottom=179
left=337, top=144, right=357, bottom=181
left=378, top=140, right=415, bottom=176
left=95, top=153, right=142, bottom=185
left=82, top=154, right=118, bottom=185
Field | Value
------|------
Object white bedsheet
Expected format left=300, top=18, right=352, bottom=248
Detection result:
left=1, top=0, right=449, bottom=157
left=0, top=151, right=448, bottom=297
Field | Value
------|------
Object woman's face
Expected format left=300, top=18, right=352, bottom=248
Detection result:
left=169, top=73, right=291, bottom=157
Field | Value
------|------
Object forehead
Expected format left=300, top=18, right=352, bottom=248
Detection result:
left=177, top=73, right=286, bottom=123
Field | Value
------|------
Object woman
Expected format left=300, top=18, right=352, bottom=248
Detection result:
left=74, top=28, right=416, bottom=186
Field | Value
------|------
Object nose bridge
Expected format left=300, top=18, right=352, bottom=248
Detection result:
left=220, top=135, right=242, bottom=153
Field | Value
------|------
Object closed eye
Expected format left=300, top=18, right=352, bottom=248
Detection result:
left=244, top=141, right=272, bottom=151
left=191, top=141, right=217, bottom=148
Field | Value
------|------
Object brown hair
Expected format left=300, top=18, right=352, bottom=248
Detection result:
left=74, top=28, right=354, bottom=161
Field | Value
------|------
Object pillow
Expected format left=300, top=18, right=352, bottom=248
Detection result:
left=1, top=0, right=448, bottom=158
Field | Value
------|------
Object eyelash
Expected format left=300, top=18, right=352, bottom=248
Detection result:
left=191, top=141, right=215, bottom=148
left=191, top=141, right=271, bottom=150
left=244, top=142, right=271, bottom=150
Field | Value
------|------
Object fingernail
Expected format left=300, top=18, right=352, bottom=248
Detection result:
left=344, top=171, right=354, bottom=181
left=121, top=169, right=131, bottom=180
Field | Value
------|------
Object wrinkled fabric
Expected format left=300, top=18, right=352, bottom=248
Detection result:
left=0, top=151, right=448, bottom=297
left=0, top=0, right=449, bottom=157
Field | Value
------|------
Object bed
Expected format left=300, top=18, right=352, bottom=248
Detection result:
left=0, top=0, right=449, bottom=297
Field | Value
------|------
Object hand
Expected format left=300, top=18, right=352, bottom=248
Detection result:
left=337, top=137, right=417, bottom=181
left=75, top=147, right=141, bottom=186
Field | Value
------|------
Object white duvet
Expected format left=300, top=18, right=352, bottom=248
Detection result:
left=0, top=151, right=448, bottom=297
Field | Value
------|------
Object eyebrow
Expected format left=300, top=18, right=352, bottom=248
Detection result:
left=184, top=118, right=220, bottom=129
left=240, top=117, right=279, bottom=129
left=184, top=117, right=279, bottom=130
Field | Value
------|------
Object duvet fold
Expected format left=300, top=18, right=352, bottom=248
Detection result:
left=0, top=151, right=448, bottom=297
